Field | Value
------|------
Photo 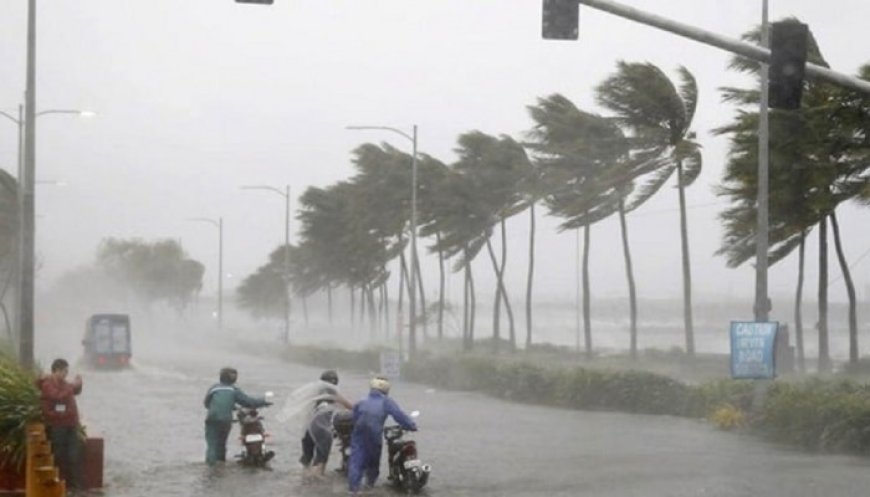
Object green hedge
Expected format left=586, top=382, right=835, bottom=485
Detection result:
left=275, top=345, right=870, bottom=455
left=757, top=379, right=870, bottom=453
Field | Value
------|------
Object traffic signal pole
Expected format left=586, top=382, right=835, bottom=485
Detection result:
left=572, top=0, right=870, bottom=96
left=545, top=0, right=870, bottom=326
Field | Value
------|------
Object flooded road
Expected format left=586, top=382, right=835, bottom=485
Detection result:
left=68, top=327, right=870, bottom=497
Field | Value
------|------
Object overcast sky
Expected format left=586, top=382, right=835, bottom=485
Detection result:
left=1, top=0, right=868, bottom=314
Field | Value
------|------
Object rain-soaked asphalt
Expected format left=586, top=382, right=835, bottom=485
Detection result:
left=66, top=327, right=870, bottom=497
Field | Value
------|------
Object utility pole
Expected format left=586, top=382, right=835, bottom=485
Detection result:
left=20, top=0, right=37, bottom=369
left=755, top=0, right=771, bottom=322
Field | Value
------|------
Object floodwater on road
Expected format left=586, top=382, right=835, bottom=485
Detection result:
left=67, top=328, right=870, bottom=497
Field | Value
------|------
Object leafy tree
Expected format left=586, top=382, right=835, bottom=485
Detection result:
left=716, top=21, right=870, bottom=370
left=596, top=62, right=702, bottom=357
left=0, top=169, right=17, bottom=341
left=452, top=131, right=531, bottom=352
left=527, top=94, right=663, bottom=358
left=237, top=245, right=291, bottom=321
left=424, top=168, right=492, bottom=350
left=96, top=238, right=204, bottom=312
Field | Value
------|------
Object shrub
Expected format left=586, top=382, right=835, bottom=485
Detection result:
left=709, top=404, right=748, bottom=430
left=0, top=352, right=41, bottom=471
left=758, top=379, right=870, bottom=453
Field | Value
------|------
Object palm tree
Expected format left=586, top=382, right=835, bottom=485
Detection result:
left=527, top=94, right=636, bottom=358
left=596, top=62, right=702, bottom=356
left=425, top=168, right=492, bottom=351
left=452, top=131, right=531, bottom=352
left=527, top=92, right=668, bottom=358
left=415, top=154, right=453, bottom=341
left=716, top=21, right=870, bottom=370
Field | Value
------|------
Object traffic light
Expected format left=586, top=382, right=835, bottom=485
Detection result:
left=542, top=0, right=579, bottom=40
left=235, top=0, right=274, bottom=4
left=768, top=21, right=809, bottom=110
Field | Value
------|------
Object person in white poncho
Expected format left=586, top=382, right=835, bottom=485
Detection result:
left=299, top=369, right=354, bottom=480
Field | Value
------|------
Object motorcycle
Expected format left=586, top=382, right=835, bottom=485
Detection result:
left=384, top=411, right=431, bottom=494
left=235, top=391, right=275, bottom=467
left=332, top=409, right=354, bottom=475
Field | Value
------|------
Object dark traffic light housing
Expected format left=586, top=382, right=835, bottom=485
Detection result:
left=542, top=0, right=579, bottom=40
left=235, top=0, right=274, bottom=4
left=768, top=21, right=809, bottom=110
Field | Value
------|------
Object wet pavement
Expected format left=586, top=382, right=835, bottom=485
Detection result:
left=64, top=327, right=870, bottom=497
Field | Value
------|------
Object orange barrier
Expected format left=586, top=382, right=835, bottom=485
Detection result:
left=24, top=423, right=64, bottom=497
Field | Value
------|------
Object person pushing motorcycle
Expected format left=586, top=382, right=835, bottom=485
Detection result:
left=203, top=367, right=271, bottom=465
left=299, top=369, right=353, bottom=480
left=348, top=376, right=417, bottom=496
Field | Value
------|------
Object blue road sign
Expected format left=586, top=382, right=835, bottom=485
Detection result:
left=730, top=321, right=778, bottom=379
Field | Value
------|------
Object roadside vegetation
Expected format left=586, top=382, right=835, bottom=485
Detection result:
left=0, top=346, right=41, bottom=472
left=276, top=342, right=870, bottom=456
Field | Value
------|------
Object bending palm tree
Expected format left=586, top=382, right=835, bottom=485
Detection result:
left=597, top=62, right=703, bottom=356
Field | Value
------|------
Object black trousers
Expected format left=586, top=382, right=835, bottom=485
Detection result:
left=48, top=426, right=82, bottom=490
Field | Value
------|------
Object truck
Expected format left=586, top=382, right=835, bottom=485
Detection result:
left=82, top=314, right=132, bottom=369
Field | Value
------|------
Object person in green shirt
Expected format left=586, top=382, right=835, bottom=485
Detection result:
left=203, top=367, right=270, bottom=464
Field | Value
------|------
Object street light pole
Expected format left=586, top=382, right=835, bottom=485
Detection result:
left=0, top=104, right=94, bottom=362
left=241, top=184, right=291, bottom=343
left=345, top=125, right=419, bottom=359
left=189, top=217, right=224, bottom=330
left=754, top=0, right=771, bottom=323
left=20, top=0, right=37, bottom=369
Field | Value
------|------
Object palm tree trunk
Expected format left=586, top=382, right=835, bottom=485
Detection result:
left=618, top=199, right=638, bottom=361
left=500, top=218, right=516, bottom=351
left=0, top=302, right=11, bottom=343
left=525, top=202, right=536, bottom=349
left=398, top=255, right=406, bottom=355
left=485, top=237, right=502, bottom=352
left=413, top=248, right=428, bottom=338
left=358, top=285, right=366, bottom=330
left=368, top=285, right=377, bottom=340
left=583, top=222, right=592, bottom=359
left=677, top=162, right=695, bottom=356
left=795, top=231, right=806, bottom=374
left=463, top=247, right=470, bottom=350
left=818, top=218, right=831, bottom=373
left=469, top=259, right=477, bottom=351
left=437, top=232, right=445, bottom=340
left=302, top=295, right=309, bottom=328
left=382, top=281, right=391, bottom=341
left=327, top=285, right=333, bottom=326
left=830, top=211, right=858, bottom=364
left=0, top=265, right=14, bottom=341
left=350, top=285, right=355, bottom=331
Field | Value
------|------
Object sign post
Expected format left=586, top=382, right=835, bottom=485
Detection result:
left=380, top=350, right=401, bottom=380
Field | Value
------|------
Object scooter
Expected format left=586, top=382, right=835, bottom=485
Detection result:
left=384, top=411, right=431, bottom=494
left=236, top=391, right=275, bottom=467
left=332, top=409, right=354, bottom=475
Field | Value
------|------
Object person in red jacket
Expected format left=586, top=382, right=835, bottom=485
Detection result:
left=38, top=358, right=83, bottom=491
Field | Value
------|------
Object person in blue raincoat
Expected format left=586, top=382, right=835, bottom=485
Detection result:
left=348, top=376, right=417, bottom=496
left=203, top=367, right=271, bottom=465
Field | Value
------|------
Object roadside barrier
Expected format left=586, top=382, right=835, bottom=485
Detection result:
left=24, top=423, right=64, bottom=497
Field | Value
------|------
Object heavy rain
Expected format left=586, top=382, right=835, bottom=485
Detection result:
left=1, top=1, right=870, bottom=497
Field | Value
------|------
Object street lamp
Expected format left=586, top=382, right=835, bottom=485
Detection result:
left=188, top=217, right=224, bottom=330
left=1, top=104, right=93, bottom=368
left=241, top=184, right=291, bottom=343
left=345, top=124, right=418, bottom=359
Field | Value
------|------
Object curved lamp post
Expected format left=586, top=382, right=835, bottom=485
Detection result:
left=1, top=104, right=93, bottom=367
left=188, top=217, right=224, bottom=330
left=241, top=184, right=291, bottom=343
left=345, top=124, right=418, bottom=360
